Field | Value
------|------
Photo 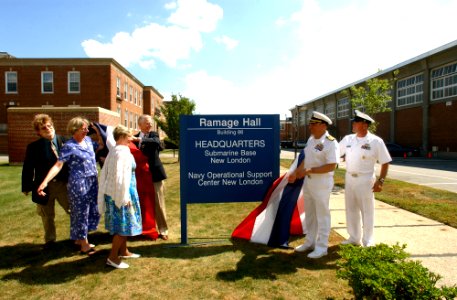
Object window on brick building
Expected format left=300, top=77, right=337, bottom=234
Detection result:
left=116, top=77, right=121, bottom=98
left=130, top=86, right=133, bottom=102
left=41, top=71, right=53, bottom=93
left=337, top=97, right=349, bottom=118
left=134, top=90, right=137, bottom=105
left=124, top=109, right=128, bottom=127
left=68, top=71, right=80, bottom=93
left=324, top=102, right=336, bottom=121
left=397, top=73, right=423, bottom=107
left=124, top=82, right=128, bottom=99
left=431, top=62, right=457, bottom=101
left=5, top=71, right=17, bottom=93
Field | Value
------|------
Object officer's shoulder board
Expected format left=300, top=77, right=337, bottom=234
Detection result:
left=326, top=135, right=335, bottom=141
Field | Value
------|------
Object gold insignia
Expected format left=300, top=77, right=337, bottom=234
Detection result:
left=326, top=135, right=335, bottom=141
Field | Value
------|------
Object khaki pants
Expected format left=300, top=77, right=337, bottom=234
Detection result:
left=36, top=180, right=70, bottom=243
left=153, top=181, right=168, bottom=235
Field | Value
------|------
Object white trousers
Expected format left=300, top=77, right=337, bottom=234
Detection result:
left=344, top=173, right=376, bottom=246
left=302, top=175, right=333, bottom=252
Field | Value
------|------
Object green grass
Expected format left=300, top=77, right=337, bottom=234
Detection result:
left=2, top=159, right=455, bottom=299
left=0, top=160, right=351, bottom=299
left=333, top=168, right=457, bottom=228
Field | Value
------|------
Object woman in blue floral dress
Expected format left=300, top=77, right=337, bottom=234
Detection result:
left=98, top=125, right=142, bottom=269
left=38, top=117, right=102, bottom=255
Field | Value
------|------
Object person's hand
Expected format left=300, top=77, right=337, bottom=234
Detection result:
left=37, top=182, right=47, bottom=196
left=372, top=181, right=383, bottom=192
left=288, top=172, right=297, bottom=183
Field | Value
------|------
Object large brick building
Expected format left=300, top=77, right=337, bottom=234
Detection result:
left=290, top=40, right=457, bottom=159
left=0, top=54, right=164, bottom=161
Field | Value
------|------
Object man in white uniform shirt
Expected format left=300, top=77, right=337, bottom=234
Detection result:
left=289, top=111, right=339, bottom=259
left=339, top=110, right=392, bottom=247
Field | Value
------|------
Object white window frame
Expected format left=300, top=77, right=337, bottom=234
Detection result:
left=124, top=109, right=128, bottom=127
left=116, top=77, right=121, bottom=97
left=124, top=82, right=128, bottom=99
left=396, top=73, right=423, bottom=107
left=41, top=71, right=54, bottom=93
left=324, top=102, right=336, bottom=121
left=431, top=62, right=457, bottom=101
left=337, top=97, right=349, bottom=118
left=68, top=71, right=80, bottom=93
left=5, top=71, right=18, bottom=93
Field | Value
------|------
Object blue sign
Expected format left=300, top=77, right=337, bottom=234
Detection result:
left=180, top=114, right=280, bottom=204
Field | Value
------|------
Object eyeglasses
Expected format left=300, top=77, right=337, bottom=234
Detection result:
left=40, top=124, right=54, bottom=130
left=80, top=127, right=89, bottom=132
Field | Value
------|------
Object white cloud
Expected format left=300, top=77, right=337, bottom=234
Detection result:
left=214, top=35, right=239, bottom=50
left=81, top=0, right=223, bottom=68
left=167, top=0, right=223, bottom=33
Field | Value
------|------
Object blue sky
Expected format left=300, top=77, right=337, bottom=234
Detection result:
left=2, top=0, right=457, bottom=118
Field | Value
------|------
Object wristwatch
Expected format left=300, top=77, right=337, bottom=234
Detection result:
left=378, top=178, right=385, bottom=185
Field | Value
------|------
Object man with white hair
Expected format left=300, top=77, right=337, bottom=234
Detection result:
left=289, top=111, right=340, bottom=258
left=339, top=110, right=392, bottom=247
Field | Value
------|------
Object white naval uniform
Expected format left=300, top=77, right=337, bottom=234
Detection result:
left=340, top=132, right=392, bottom=246
left=302, top=131, right=339, bottom=252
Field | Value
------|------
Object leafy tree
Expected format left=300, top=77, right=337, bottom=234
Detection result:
left=343, top=70, right=398, bottom=132
left=154, top=94, right=196, bottom=149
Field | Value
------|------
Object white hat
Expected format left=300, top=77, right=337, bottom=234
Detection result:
left=309, top=111, right=332, bottom=125
left=352, top=110, right=375, bottom=124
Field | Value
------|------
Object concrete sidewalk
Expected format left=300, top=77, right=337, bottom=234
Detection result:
left=330, top=189, right=457, bottom=287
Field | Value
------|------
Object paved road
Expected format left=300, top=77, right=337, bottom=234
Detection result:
left=280, top=149, right=457, bottom=193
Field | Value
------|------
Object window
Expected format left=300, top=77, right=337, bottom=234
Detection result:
left=5, top=71, right=17, bottom=93
left=431, top=62, right=457, bottom=101
left=124, top=109, right=128, bottom=127
left=68, top=71, right=80, bottom=93
left=130, top=86, right=133, bottom=102
left=324, top=102, right=336, bottom=121
left=139, top=94, right=142, bottom=107
left=397, top=73, right=423, bottom=107
left=124, top=82, right=128, bottom=99
left=116, top=77, right=121, bottom=97
left=134, top=90, right=137, bottom=105
left=41, top=72, right=53, bottom=93
left=337, top=97, right=349, bottom=118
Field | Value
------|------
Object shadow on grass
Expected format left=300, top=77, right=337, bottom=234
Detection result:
left=0, top=231, right=116, bottom=284
left=216, top=238, right=340, bottom=281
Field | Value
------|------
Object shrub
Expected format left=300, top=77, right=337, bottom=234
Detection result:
left=336, top=243, right=457, bottom=299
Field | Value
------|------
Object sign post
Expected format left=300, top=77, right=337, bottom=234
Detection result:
left=179, top=114, right=280, bottom=244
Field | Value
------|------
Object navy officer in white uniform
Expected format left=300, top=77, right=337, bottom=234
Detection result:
left=289, top=111, right=339, bottom=259
left=339, top=110, right=392, bottom=247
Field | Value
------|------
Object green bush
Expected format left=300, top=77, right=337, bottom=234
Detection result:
left=336, top=243, right=457, bottom=300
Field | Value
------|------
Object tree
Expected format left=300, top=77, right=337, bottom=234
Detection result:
left=343, top=70, right=398, bottom=132
left=154, top=94, right=196, bottom=149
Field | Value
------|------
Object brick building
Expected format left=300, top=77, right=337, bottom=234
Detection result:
left=290, top=40, right=457, bottom=159
left=0, top=54, right=165, bottom=161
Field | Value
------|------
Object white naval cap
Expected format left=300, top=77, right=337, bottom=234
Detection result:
left=309, top=111, right=332, bottom=125
left=352, top=109, right=375, bottom=124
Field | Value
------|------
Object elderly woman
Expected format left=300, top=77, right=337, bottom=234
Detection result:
left=38, top=117, right=102, bottom=255
left=98, top=125, right=142, bottom=269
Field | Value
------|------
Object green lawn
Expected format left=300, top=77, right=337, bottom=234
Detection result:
left=2, top=158, right=456, bottom=299
left=0, top=160, right=351, bottom=300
